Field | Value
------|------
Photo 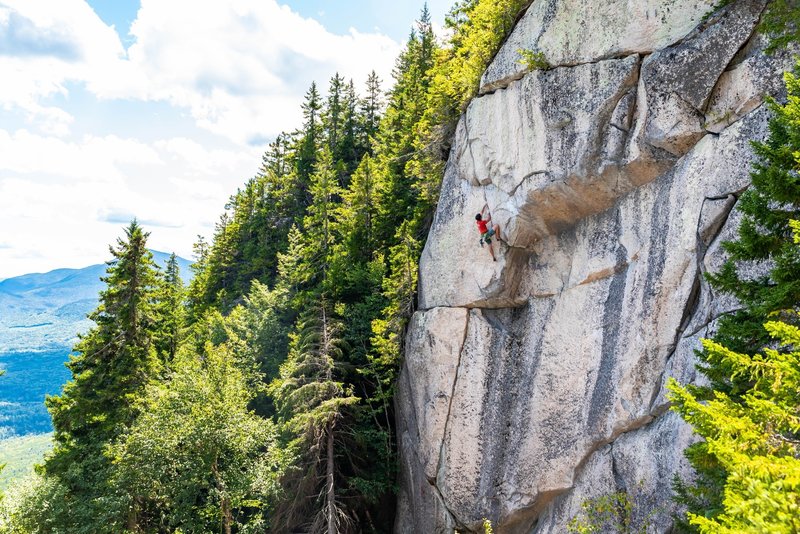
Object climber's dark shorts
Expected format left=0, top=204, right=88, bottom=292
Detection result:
left=482, top=228, right=495, bottom=243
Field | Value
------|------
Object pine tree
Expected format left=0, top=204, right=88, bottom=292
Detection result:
left=671, top=66, right=800, bottom=531
left=705, top=67, right=800, bottom=380
left=324, top=73, right=346, bottom=159
left=269, top=302, right=359, bottom=533
left=668, top=315, right=800, bottom=533
left=264, top=132, right=292, bottom=178
left=339, top=79, right=360, bottom=175
left=296, top=82, right=323, bottom=189
left=155, top=253, right=183, bottom=363
left=185, top=234, right=211, bottom=323
left=44, top=220, right=163, bottom=531
left=339, top=155, right=380, bottom=264
left=282, top=146, right=342, bottom=303
left=360, top=71, right=383, bottom=149
left=371, top=15, right=437, bottom=251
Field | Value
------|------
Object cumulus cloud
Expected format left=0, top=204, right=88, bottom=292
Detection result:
left=0, top=0, right=405, bottom=277
left=0, top=0, right=401, bottom=142
left=0, top=128, right=261, bottom=277
left=0, top=0, right=126, bottom=134
left=112, top=0, right=401, bottom=142
left=0, top=129, right=161, bottom=181
left=0, top=10, right=82, bottom=60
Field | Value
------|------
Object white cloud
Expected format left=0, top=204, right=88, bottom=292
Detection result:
left=0, top=0, right=401, bottom=143
left=0, top=0, right=405, bottom=278
left=0, top=0, right=126, bottom=135
left=0, top=129, right=161, bottom=180
left=0, top=128, right=261, bottom=277
left=113, top=0, right=401, bottom=142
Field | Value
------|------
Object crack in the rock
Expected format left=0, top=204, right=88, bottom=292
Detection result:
left=427, top=476, right=462, bottom=532
left=700, top=3, right=768, bottom=114
left=648, top=188, right=743, bottom=413
left=464, top=121, right=484, bottom=188
left=425, top=309, right=473, bottom=532
left=669, top=190, right=744, bottom=342
left=610, top=122, right=630, bottom=133
left=527, top=411, right=661, bottom=524
left=435, top=309, right=471, bottom=481
left=417, top=299, right=529, bottom=313
left=478, top=51, right=647, bottom=97
left=507, top=169, right=550, bottom=198
left=610, top=441, right=627, bottom=494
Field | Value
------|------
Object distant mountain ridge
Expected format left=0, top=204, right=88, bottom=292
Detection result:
left=0, top=251, right=193, bottom=438
left=0, top=251, right=192, bottom=353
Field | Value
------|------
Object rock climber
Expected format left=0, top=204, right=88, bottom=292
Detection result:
left=475, top=203, right=502, bottom=261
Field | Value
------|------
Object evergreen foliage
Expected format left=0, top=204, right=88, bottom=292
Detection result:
left=268, top=303, right=360, bottom=532
left=704, top=68, right=800, bottom=366
left=41, top=221, right=168, bottom=531
left=760, top=0, right=800, bottom=53
left=155, top=253, right=184, bottom=363
left=671, top=65, right=800, bottom=531
left=668, top=318, right=800, bottom=533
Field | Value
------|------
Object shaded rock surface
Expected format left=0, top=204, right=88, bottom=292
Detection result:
left=397, top=1, right=794, bottom=532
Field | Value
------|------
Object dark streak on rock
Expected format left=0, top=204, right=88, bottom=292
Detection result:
left=587, top=208, right=627, bottom=430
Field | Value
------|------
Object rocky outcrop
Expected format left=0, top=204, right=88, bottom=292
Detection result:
left=396, top=1, right=794, bottom=532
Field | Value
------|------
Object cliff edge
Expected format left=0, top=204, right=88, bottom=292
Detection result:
left=396, top=0, right=794, bottom=532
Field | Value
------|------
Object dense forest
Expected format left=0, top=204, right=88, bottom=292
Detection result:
left=1, top=0, right=799, bottom=532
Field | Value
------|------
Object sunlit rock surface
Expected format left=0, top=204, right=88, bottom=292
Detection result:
left=396, top=0, right=793, bottom=532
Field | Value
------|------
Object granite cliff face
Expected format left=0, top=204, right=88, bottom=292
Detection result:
left=395, top=1, right=794, bottom=532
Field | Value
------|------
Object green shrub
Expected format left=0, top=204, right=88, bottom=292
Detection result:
left=517, top=49, right=550, bottom=70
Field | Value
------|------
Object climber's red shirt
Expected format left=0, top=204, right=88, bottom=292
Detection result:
left=476, top=219, right=489, bottom=234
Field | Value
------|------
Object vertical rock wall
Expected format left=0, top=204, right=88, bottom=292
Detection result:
left=396, top=1, right=795, bottom=532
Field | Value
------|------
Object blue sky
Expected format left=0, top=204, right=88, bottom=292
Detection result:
left=0, top=0, right=451, bottom=279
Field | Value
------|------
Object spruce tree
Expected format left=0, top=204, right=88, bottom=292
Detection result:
left=296, top=82, right=323, bottom=189
left=360, top=71, right=383, bottom=149
left=155, top=252, right=183, bottom=363
left=44, top=220, right=163, bottom=530
left=264, top=132, right=292, bottom=178
left=672, top=66, right=800, bottom=531
left=269, top=303, right=359, bottom=533
left=286, top=146, right=342, bottom=302
left=705, top=67, right=800, bottom=380
left=324, top=73, right=346, bottom=158
left=340, top=79, right=360, bottom=175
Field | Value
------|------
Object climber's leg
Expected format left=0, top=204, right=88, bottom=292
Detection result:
left=493, top=223, right=502, bottom=242
left=484, top=229, right=497, bottom=261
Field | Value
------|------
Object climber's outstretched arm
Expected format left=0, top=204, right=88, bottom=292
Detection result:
left=481, top=203, right=492, bottom=222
